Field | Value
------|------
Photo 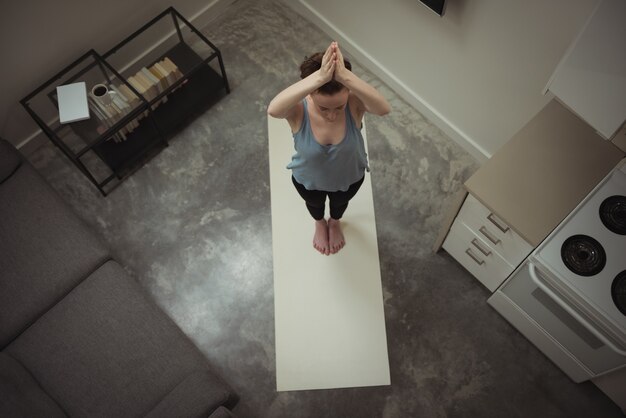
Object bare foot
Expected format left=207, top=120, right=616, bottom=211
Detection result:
left=328, top=218, right=345, bottom=254
left=313, top=219, right=330, bottom=255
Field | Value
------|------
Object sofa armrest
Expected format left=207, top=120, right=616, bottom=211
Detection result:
left=144, top=371, right=236, bottom=418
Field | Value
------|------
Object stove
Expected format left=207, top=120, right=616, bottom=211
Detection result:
left=613, top=271, right=626, bottom=316
left=561, top=234, right=606, bottom=277
left=533, top=159, right=626, bottom=346
left=600, top=195, right=626, bottom=235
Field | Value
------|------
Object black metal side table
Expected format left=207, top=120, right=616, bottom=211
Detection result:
left=21, top=7, right=230, bottom=196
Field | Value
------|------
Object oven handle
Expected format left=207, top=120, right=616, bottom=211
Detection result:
left=528, top=263, right=626, bottom=357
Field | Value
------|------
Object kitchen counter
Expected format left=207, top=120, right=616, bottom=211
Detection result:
left=464, top=99, right=624, bottom=247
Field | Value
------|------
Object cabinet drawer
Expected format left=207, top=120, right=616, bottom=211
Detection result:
left=457, top=194, right=532, bottom=265
left=443, top=219, right=514, bottom=292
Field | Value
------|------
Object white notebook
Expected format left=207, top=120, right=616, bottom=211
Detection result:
left=57, top=82, right=90, bottom=124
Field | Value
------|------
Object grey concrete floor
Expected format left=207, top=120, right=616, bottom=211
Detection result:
left=25, top=0, right=622, bottom=416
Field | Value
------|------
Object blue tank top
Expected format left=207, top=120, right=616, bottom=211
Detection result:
left=286, top=99, right=369, bottom=192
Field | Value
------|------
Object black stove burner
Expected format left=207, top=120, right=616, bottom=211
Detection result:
left=600, top=195, right=626, bottom=235
left=612, top=271, right=626, bottom=316
left=561, top=235, right=606, bottom=276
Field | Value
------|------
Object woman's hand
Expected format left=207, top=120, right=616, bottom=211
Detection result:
left=318, top=43, right=336, bottom=84
left=332, top=42, right=350, bottom=84
left=328, top=41, right=391, bottom=116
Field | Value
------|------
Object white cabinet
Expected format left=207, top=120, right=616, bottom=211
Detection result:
left=545, top=0, right=626, bottom=139
left=443, top=194, right=533, bottom=292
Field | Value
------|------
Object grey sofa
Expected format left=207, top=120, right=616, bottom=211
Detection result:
left=0, top=138, right=238, bottom=417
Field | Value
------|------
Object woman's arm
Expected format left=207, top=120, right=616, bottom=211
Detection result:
left=266, top=71, right=324, bottom=120
left=334, top=43, right=391, bottom=117
left=267, top=44, right=336, bottom=121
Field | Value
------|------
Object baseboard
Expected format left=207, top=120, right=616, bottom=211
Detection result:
left=188, top=0, right=237, bottom=29
left=283, top=0, right=490, bottom=162
left=17, top=0, right=236, bottom=153
left=16, top=130, right=47, bottom=156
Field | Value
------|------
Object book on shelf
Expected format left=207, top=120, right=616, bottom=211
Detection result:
left=141, top=67, right=168, bottom=105
left=121, top=57, right=184, bottom=108
left=87, top=82, right=150, bottom=142
left=117, top=83, right=139, bottom=105
left=85, top=56, right=186, bottom=143
left=148, top=65, right=168, bottom=89
left=125, top=76, right=152, bottom=118
left=162, top=57, right=184, bottom=80
left=153, top=62, right=178, bottom=89
left=88, top=94, right=126, bottom=143
left=133, top=72, right=159, bottom=104
left=148, top=65, right=174, bottom=100
left=109, top=85, right=139, bottom=132
left=117, top=83, right=148, bottom=119
left=162, top=57, right=186, bottom=90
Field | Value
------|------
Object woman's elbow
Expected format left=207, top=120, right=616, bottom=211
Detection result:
left=267, top=100, right=288, bottom=119
left=377, top=103, right=391, bottom=116
left=267, top=104, right=281, bottom=118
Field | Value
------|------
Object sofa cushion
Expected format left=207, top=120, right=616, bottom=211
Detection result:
left=0, top=352, right=67, bottom=418
left=6, top=260, right=235, bottom=418
left=0, top=138, right=22, bottom=184
left=145, top=371, right=235, bottom=418
left=0, top=161, right=110, bottom=348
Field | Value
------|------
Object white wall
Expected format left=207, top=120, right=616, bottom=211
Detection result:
left=284, top=0, right=599, bottom=160
left=0, top=0, right=234, bottom=149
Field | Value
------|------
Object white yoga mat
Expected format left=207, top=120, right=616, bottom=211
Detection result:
left=268, top=116, right=390, bottom=392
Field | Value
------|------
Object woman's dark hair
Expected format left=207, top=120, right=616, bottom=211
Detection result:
left=300, top=52, right=352, bottom=95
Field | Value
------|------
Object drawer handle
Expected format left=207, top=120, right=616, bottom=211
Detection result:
left=465, top=248, right=485, bottom=265
left=487, top=213, right=510, bottom=233
left=471, top=238, right=491, bottom=256
left=479, top=226, right=501, bottom=245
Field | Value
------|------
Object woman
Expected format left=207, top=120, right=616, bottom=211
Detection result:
left=268, top=42, right=390, bottom=255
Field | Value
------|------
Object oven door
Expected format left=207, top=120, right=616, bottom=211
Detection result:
left=488, top=260, right=626, bottom=382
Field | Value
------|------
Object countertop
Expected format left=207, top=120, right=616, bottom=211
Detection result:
left=464, top=99, right=624, bottom=247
